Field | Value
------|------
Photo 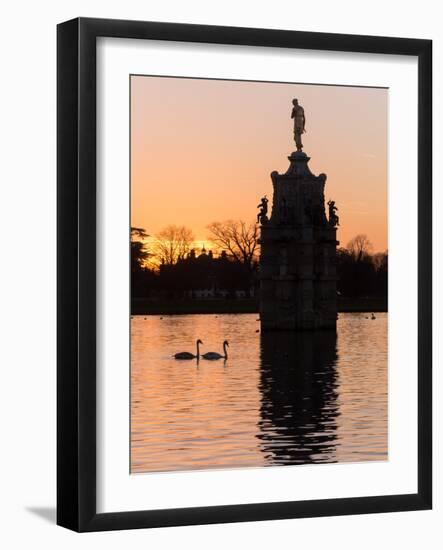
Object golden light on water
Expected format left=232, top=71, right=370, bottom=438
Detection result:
left=131, top=313, right=388, bottom=473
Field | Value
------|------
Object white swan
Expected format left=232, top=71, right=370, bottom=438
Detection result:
left=202, top=340, right=229, bottom=360
left=174, top=339, right=203, bottom=360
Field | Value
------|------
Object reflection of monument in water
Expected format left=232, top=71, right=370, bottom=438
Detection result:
left=258, top=99, right=339, bottom=330
left=257, top=330, right=339, bottom=465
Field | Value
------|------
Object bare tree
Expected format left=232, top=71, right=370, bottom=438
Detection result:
left=346, top=234, right=373, bottom=262
left=207, top=220, right=259, bottom=271
left=153, top=225, right=194, bottom=266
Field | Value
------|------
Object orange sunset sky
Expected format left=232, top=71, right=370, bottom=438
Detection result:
left=131, top=76, right=387, bottom=253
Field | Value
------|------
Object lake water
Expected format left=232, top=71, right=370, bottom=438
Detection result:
left=131, top=312, right=387, bottom=473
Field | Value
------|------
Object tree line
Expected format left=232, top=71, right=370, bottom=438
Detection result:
left=131, top=223, right=387, bottom=299
left=337, top=234, right=387, bottom=298
left=131, top=221, right=258, bottom=298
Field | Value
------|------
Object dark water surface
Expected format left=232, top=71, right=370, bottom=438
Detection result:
left=131, top=313, right=387, bottom=473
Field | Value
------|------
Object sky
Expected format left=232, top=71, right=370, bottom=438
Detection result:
left=131, top=76, right=387, bottom=253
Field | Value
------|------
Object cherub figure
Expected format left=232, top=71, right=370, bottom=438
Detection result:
left=327, top=199, right=340, bottom=227
left=257, top=195, right=269, bottom=224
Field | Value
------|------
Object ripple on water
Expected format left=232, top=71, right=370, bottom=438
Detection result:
left=131, top=312, right=388, bottom=473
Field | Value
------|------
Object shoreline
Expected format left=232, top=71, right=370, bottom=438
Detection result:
left=131, top=297, right=387, bottom=315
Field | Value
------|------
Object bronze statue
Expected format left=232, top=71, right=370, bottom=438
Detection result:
left=327, top=199, right=339, bottom=227
left=257, top=195, right=269, bottom=224
left=291, top=98, right=306, bottom=151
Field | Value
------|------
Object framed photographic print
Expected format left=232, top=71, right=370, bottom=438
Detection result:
left=57, top=17, right=432, bottom=531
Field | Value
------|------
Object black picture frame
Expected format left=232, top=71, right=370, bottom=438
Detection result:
left=57, top=17, right=432, bottom=532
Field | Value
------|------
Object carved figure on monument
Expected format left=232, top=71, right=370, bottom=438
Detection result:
left=327, top=199, right=340, bottom=227
left=291, top=98, right=306, bottom=151
left=257, top=195, right=269, bottom=224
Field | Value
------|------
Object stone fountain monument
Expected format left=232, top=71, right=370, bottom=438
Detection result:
left=258, top=99, right=339, bottom=330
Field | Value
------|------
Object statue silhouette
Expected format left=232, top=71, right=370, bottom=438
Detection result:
left=257, top=195, right=269, bottom=224
left=327, top=199, right=340, bottom=227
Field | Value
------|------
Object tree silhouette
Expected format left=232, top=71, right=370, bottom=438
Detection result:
left=130, top=227, right=150, bottom=272
left=373, top=251, right=388, bottom=296
left=131, top=227, right=149, bottom=239
left=346, top=234, right=373, bottom=262
left=153, top=225, right=195, bottom=266
left=207, top=220, right=259, bottom=271
left=130, top=225, right=387, bottom=305
left=336, top=236, right=387, bottom=298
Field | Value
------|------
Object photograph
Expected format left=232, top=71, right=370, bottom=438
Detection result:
left=130, top=75, right=388, bottom=474
left=0, top=0, right=435, bottom=542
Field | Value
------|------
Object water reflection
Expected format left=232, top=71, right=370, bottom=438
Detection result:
left=131, top=313, right=387, bottom=473
left=258, top=330, right=339, bottom=464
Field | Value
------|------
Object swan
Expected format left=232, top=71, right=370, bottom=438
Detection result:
left=202, top=340, right=229, bottom=360
left=174, top=339, right=203, bottom=360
